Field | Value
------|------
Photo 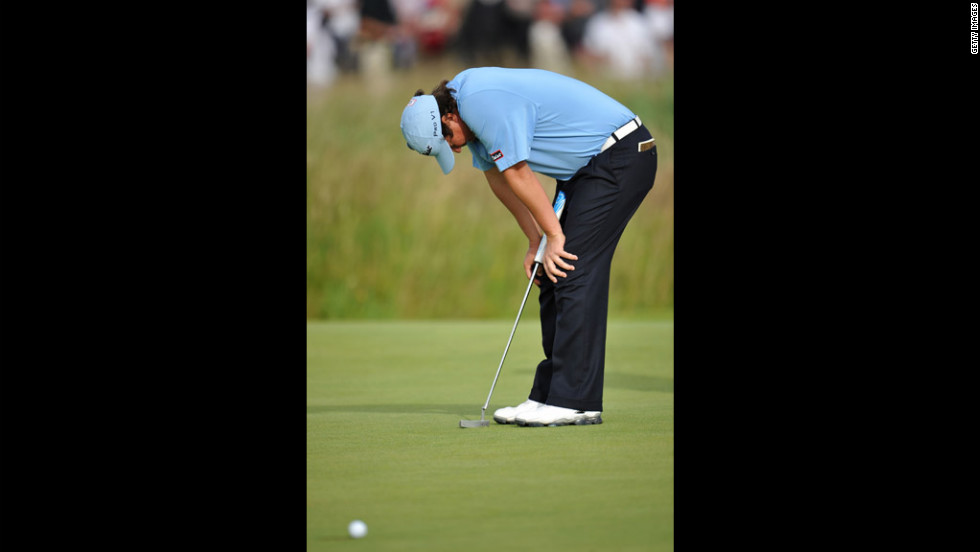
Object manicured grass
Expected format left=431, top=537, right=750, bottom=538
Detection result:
left=307, top=318, right=673, bottom=551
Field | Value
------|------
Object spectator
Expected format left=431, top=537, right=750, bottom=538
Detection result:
left=457, top=0, right=533, bottom=65
left=307, top=1, right=338, bottom=86
left=418, top=0, right=462, bottom=56
left=395, top=0, right=462, bottom=59
left=561, top=0, right=596, bottom=57
left=456, top=0, right=508, bottom=66
left=529, top=0, right=572, bottom=73
left=581, top=0, right=659, bottom=80
left=389, top=0, right=422, bottom=69
left=502, top=0, right=536, bottom=63
left=320, top=0, right=361, bottom=73
left=644, top=0, right=673, bottom=73
left=359, top=0, right=400, bottom=82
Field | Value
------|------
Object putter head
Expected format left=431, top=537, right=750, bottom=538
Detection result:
left=459, top=419, right=490, bottom=428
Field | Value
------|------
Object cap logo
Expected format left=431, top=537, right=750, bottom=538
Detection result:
left=423, top=145, right=432, bottom=155
left=407, top=98, right=417, bottom=107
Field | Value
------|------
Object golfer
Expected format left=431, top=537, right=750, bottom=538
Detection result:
left=401, top=67, right=657, bottom=427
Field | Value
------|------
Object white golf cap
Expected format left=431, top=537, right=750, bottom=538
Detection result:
left=400, top=95, right=455, bottom=175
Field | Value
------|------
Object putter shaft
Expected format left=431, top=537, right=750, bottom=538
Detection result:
left=481, top=261, right=540, bottom=416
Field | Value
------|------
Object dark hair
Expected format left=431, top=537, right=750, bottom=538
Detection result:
left=414, top=80, right=457, bottom=138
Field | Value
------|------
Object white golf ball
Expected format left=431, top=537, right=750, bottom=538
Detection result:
left=348, top=520, right=368, bottom=539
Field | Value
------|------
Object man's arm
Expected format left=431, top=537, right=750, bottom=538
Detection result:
left=485, top=165, right=541, bottom=247
left=485, top=161, right=577, bottom=282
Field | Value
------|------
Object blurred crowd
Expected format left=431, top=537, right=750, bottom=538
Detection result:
left=307, top=0, right=673, bottom=87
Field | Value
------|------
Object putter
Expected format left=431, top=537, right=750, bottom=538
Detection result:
left=460, top=191, right=566, bottom=428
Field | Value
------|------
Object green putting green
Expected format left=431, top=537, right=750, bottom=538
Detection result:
left=308, top=319, right=673, bottom=551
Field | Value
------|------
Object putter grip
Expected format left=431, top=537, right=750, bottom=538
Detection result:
left=533, top=191, right=566, bottom=264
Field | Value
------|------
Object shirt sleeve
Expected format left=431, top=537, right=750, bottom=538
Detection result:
left=461, top=90, right=535, bottom=173
left=468, top=141, right=495, bottom=172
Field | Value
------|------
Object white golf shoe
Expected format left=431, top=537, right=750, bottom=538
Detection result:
left=493, top=399, right=543, bottom=424
left=515, top=404, right=602, bottom=427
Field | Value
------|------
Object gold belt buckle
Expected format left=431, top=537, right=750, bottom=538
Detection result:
left=638, top=138, right=655, bottom=152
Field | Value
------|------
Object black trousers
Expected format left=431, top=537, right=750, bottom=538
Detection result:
left=528, top=126, right=657, bottom=412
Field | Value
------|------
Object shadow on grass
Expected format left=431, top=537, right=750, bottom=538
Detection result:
left=311, top=535, right=353, bottom=543
left=499, top=368, right=672, bottom=394
left=306, top=404, right=478, bottom=416
left=307, top=375, right=670, bottom=418
left=605, top=373, right=673, bottom=393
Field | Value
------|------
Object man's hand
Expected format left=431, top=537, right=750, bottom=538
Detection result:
left=525, top=234, right=577, bottom=284
left=541, top=231, right=577, bottom=283
left=524, top=242, right=540, bottom=282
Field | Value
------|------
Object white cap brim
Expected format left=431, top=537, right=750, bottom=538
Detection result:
left=431, top=139, right=455, bottom=174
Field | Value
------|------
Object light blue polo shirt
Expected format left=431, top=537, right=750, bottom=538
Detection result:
left=446, top=67, right=636, bottom=181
